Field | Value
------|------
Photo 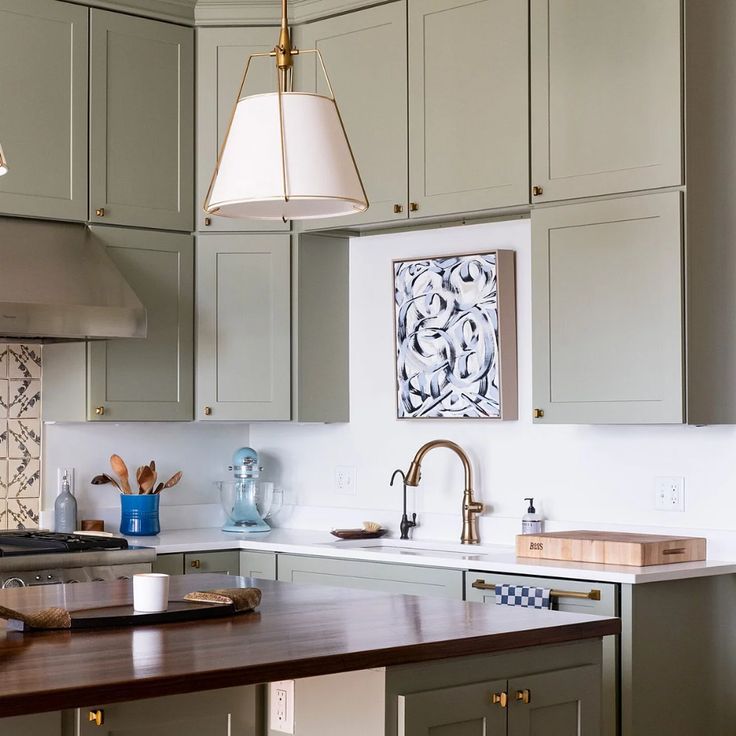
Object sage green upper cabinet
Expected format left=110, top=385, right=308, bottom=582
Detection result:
left=530, top=0, right=682, bottom=203
left=196, top=233, right=292, bottom=421
left=196, top=27, right=288, bottom=233
left=301, top=2, right=408, bottom=229
left=0, top=0, right=87, bottom=221
left=532, top=192, right=683, bottom=424
left=90, top=10, right=193, bottom=231
left=43, top=227, right=194, bottom=423
left=408, top=0, right=528, bottom=219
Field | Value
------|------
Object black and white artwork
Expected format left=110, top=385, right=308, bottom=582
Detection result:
left=394, top=252, right=516, bottom=419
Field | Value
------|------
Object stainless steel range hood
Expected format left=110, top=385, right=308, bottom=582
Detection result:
left=0, top=217, right=147, bottom=342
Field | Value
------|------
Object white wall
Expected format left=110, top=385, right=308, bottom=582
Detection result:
left=251, top=219, right=736, bottom=552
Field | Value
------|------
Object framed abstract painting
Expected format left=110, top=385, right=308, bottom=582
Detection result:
left=393, top=250, right=517, bottom=420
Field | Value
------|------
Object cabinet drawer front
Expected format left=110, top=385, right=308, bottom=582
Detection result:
left=277, top=555, right=463, bottom=599
left=196, top=233, right=291, bottom=421
left=532, top=192, right=684, bottom=424
left=409, top=0, right=529, bottom=217
left=152, top=553, right=184, bottom=576
left=531, top=0, right=682, bottom=201
left=0, top=0, right=88, bottom=221
left=239, top=550, right=277, bottom=581
left=185, top=551, right=239, bottom=575
left=90, top=10, right=194, bottom=231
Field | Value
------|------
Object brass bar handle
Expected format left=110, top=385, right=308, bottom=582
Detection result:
left=515, top=689, right=531, bottom=705
left=662, top=548, right=686, bottom=555
left=491, top=691, right=508, bottom=709
left=88, top=709, right=105, bottom=726
left=190, top=559, right=201, bottom=569
left=471, top=579, right=601, bottom=601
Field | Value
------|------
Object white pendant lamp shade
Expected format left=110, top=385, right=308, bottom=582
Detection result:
left=205, top=92, right=367, bottom=220
left=0, top=143, right=8, bottom=176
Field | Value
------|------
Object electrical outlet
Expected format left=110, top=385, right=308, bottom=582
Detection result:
left=269, top=680, right=294, bottom=734
left=655, top=476, right=685, bottom=511
left=335, top=465, right=357, bottom=495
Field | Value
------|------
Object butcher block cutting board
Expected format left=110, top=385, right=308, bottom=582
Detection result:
left=516, top=530, right=706, bottom=566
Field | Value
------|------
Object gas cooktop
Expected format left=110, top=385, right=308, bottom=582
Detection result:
left=0, top=531, right=129, bottom=557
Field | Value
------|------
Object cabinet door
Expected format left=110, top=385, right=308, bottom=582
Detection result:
left=301, top=2, right=408, bottom=229
left=87, top=227, right=194, bottom=422
left=508, top=665, right=601, bottom=736
left=184, top=550, right=239, bottom=575
left=0, top=712, right=61, bottom=736
left=532, top=192, right=683, bottom=424
left=77, top=687, right=258, bottom=736
left=196, top=233, right=291, bottom=421
left=90, top=10, right=193, bottom=231
left=530, top=0, right=682, bottom=202
left=151, top=553, right=184, bottom=576
left=196, top=27, right=288, bottom=233
left=240, top=550, right=277, bottom=580
left=408, top=0, right=528, bottom=218
left=277, top=555, right=463, bottom=599
left=398, top=679, right=507, bottom=736
left=0, top=0, right=87, bottom=221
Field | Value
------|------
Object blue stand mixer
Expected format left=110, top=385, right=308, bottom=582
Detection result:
left=216, top=447, right=277, bottom=533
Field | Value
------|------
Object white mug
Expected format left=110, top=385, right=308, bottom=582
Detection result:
left=133, top=573, right=170, bottom=613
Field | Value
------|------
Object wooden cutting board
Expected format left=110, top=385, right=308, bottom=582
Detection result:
left=516, top=530, right=706, bottom=566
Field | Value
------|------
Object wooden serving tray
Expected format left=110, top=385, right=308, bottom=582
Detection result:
left=331, top=528, right=388, bottom=540
left=6, top=599, right=238, bottom=632
left=516, top=530, right=707, bottom=566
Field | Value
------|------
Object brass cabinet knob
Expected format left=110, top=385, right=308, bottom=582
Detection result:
left=491, top=691, right=508, bottom=709
left=515, top=689, right=531, bottom=705
left=533, top=408, right=544, bottom=419
left=95, top=406, right=105, bottom=416
left=190, top=559, right=201, bottom=569
left=203, top=406, right=212, bottom=416
left=88, top=709, right=105, bottom=726
left=95, top=208, right=105, bottom=217
left=531, top=185, right=544, bottom=197
left=409, top=202, right=419, bottom=212
left=393, top=204, right=404, bottom=214
left=204, top=217, right=212, bottom=226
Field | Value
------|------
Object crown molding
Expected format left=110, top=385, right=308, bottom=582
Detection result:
left=79, top=0, right=198, bottom=24
left=194, top=0, right=383, bottom=26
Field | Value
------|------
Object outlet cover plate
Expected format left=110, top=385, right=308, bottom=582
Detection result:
left=655, top=476, right=685, bottom=512
left=269, top=680, right=294, bottom=734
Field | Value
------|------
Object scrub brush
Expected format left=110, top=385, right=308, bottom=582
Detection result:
left=362, top=521, right=382, bottom=533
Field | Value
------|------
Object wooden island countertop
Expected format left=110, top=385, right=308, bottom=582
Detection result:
left=0, top=574, right=620, bottom=717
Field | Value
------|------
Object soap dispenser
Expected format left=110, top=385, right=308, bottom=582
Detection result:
left=54, top=469, right=78, bottom=533
left=521, top=497, right=543, bottom=535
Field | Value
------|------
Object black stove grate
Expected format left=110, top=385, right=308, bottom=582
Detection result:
left=0, top=531, right=129, bottom=557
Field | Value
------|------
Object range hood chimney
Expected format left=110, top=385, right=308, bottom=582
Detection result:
left=0, top=217, right=146, bottom=342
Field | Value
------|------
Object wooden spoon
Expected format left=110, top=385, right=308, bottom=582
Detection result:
left=91, top=474, right=122, bottom=492
left=149, top=460, right=158, bottom=493
left=110, top=454, right=132, bottom=494
left=139, top=465, right=156, bottom=494
left=154, top=471, right=183, bottom=494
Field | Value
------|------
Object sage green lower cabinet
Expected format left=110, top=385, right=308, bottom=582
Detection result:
left=531, top=192, right=683, bottom=424
left=184, top=550, right=239, bottom=575
left=240, top=550, right=277, bottom=580
left=151, top=553, right=184, bottom=576
left=276, top=554, right=463, bottom=599
left=1, top=712, right=62, bottom=736
left=0, top=0, right=88, bottom=221
left=73, top=686, right=259, bottom=736
left=42, top=228, right=194, bottom=423
left=466, top=572, right=617, bottom=736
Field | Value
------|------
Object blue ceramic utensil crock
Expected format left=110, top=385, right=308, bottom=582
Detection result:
left=120, top=494, right=160, bottom=536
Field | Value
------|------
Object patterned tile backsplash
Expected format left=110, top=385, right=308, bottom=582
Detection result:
left=0, top=344, right=42, bottom=529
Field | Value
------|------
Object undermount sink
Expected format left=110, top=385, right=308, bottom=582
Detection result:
left=317, top=538, right=508, bottom=560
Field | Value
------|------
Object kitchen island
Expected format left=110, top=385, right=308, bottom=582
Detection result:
left=0, top=573, right=619, bottom=735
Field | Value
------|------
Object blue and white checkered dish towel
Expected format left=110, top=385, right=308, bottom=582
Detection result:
left=495, top=584, right=552, bottom=610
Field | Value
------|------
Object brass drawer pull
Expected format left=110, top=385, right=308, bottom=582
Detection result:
left=95, top=406, right=105, bottom=416
left=533, top=408, right=544, bottom=419
left=491, top=691, right=508, bottom=709
left=190, top=559, right=201, bottom=569
left=531, top=185, right=544, bottom=197
left=204, top=217, right=212, bottom=226
left=88, top=709, right=105, bottom=726
left=95, top=208, right=105, bottom=217
left=203, top=406, right=212, bottom=416
left=472, top=579, right=601, bottom=601
left=662, top=547, right=686, bottom=555
left=409, top=202, right=419, bottom=212
left=515, top=689, right=531, bottom=705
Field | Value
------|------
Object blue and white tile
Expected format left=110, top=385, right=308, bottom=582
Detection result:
left=0, top=420, right=7, bottom=458
left=8, top=344, right=41, bottom=379
left=8, top=419, right=41, bottom=459
left=7, top=457, right=40, bottom=498
left=0, top=344, right=7, bottom=378
left=7, top=497, right=39, bottom=529
left=0, top=379, right=7, bottom=418
left=0, top=461, right=6, bottom=499
left=0, top=501, right=7, bottom=530
left=8, top=379, right=41, bottom=419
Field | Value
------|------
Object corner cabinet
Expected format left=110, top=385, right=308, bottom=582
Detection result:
left=530, top=0, right=682, bottom=203
left=531, top=192, right=683, bottom=424
left=89, top=10, right=194, bottom=231
left=407, top=0, right=529, bottom=218
left=196, top=231, right=349, bottom=423
left=0, top=0, right=88, bottom=221
left=42, top=227, right=194, bottom=423
left=196, top=27, right=290, bottom=233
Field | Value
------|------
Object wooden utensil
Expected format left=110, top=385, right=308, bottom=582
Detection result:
left=149, top=461, right=158, bottom=493
left=91, top=474, right=122, bottom=492
left=135, top=466, right=145, bottom=489
left=154, top=471, right=183, bottom=494
left=110, top=455, right=132, bottom=494
left=138, top=465, right=156, bottom=494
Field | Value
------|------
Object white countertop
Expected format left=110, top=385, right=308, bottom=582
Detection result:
left=127, top=527, right=736, bottom=584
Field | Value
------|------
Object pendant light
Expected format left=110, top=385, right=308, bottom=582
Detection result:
left=204, top=0, right=368, bottom=221
left=0, top=143, right=8, bottom=176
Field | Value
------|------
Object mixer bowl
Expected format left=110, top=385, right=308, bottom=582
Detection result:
left=216, top=480, right=282, bottom=533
